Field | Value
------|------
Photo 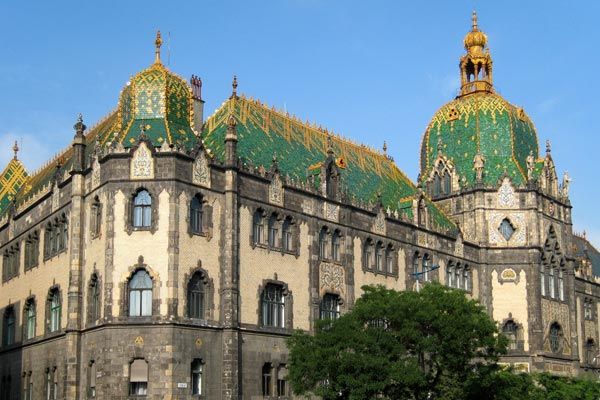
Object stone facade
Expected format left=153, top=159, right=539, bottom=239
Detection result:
left=0, top=19, right=600, bottom=400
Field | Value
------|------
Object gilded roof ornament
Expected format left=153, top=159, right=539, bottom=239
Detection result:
left=383, top=141, right=387, bottom=156
left=154, top=30, right=163, bottom=64
left=12, top=140, right=19, bottom=160
left=231, top=75, right=238, bottom=99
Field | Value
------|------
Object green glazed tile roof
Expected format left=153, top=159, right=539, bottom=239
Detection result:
left=0, top=158, right=28, bottom=214
left=116, top=63, right=197, bottom=148
left=203, top=96, right=456, bottom=234
left=573, top=235, right=600, bottom=277
left=420, top=92, right=540, bottom=187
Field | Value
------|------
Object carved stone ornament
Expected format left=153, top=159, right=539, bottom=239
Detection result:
left=320, top=262, right=345, bottom=294
left=302, top=199, right=315, bottom=215
left=91, top=156, right=101, bottom=189
left=195, top=337, right=203, bottom=349
left=192, top=152, right=211, bottom=188
left=497, top=178, right=516, bottom=208
left=130, top=142, right=154, bottom=180
left=454, top=235, right=464, bottom=257
left=268, top=173, right=284, bottom=206
left=51, top=185, right=60, bottom=212
left=372, top=210, right=386, bottom=235
left=134, top=336, right=144, bottom=346
left=324, top=202, right=339, bottom=222
left=499, top=268, right=518, bottom=284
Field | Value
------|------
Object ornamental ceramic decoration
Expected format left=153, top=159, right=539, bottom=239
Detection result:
left=373, top=210, right=386, bottom=235
left=324, top=202, right=339, bottom=222
left=268, top=174, right=284, bottom=206
left=192, top=153, right=211, bottom=188
left=302, top=199, right=315, bottom=215
left=488, top=212, right=526, bottom=246
left=500, top=268, right=517, bottom=282
left=91, top=157, right=101, bottom=189
left=498, top=178, right=516, bottom=208
left=320, top=262, right=345, bottom=294
left=130, top=142, right=154, bottom=180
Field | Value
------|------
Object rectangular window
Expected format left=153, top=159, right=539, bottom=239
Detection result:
left=129, top=359, right=148, bottom=396
left=262, top=364, right=272, bottom=396
left=332, top=235, right=341, bottom=263
left=268, top=226, right=278, bottom=248
left=89, top=361, right=96, bottom=398
left=191, top=359, right=203, bottom=395
left=548, top=268, right=555, bottom=299
left=540, top=266, right=546, bottom=296
left=277, top=365, right=288, bottom=397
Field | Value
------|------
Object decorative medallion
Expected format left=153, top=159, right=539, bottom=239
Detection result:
left=320, top=262, right=345, bottom=294
left=195, top=337, right=203, bottom=349
left=497, top=178, right=516, bottom=208
left=91, top=157, right=101, bottom=189
left=130, top=142, right=154, bottom=180
left=372, top=210, right=386, bottom=235
left=324, top=202, right=339, bottom=222
left=268, top=173, right=284, bottom=206
left=499, top=268, right=518, bottom=283
left=134, top=336, right=144, bottom=346
left=192, top=152, right=211, bottom=187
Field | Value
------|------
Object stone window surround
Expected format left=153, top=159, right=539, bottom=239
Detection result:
left=2, top=242, right=20, bottom=282
left=44, top=285, right=62, bottom=337
left=319, top=292, right=345, bottom=320
left=43, top=213, right=69, bottom=261
left=90, top=196, right=102, bottom=240
left=2, top=305, right=16, bottom=347
left=185, top=191, right=214, bottom=240
left=360, top=236, right=398, bottom=278
left=411, top=251, right=436, bottom=283
left=125, top=187, right=159, bottom=235
left=23, top=231, right=40, bottom=271
left=22, top=295, right=36, bottom=342
left=499, top=314, right=524, bottom=352
left=250, top=206, right=300, bottom=258
left=86, top=272, right=102, bottom=326
left=257, top=278, right=294, bottom=332
left=119, top=256, right=161, bottom=319
left=318, top=225, right=344, bottom=265
left=261, top=360, right=290, bottom=399
left=182, top=262, right=215, bottom=322
left=445, top=259, right=472, bottom=293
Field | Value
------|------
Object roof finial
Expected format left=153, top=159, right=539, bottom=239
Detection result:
left=326, top=132, right=334, bottom=156
left=73, top=113, right=86, bottom=138
left=231, top=75, right=238, bottom=99
left=154, top=30, right=163, bottom=64
left=546, top=139, right=552, bottom=155
left=383, top=141, right=387, bottom=156
left=12, top=140, right=19, bottom=160
left=472, top=10, right=478, bottom=31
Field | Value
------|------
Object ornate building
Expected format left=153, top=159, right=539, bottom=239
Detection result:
left=0, top=13, right=598, bottom=399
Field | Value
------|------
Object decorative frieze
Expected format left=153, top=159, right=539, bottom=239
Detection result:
left=130, top=142, right=154, bottom=180
left=192, top=152, right=211, bottom=188
left=323, top=202, right=339, bottom=222
left=319, top=262, right=345, bottom=295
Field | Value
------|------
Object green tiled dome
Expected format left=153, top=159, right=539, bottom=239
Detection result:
left=420, top=92, right=539, bottom=187
left=116, top=62, right=197, bottom=148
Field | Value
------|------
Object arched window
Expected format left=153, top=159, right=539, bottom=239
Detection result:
left=89, top=274, right=101, bottom=322
left=412, top=252, right=420, bottom=278
left=548, top=264, right=555, bottom=299
left=187, top=272, right=205, bottom=319
left=89, top=361, right=97, bottom=398
left=319, top=227, right=330, bottom=260
left=90, top=196, right=102, bottom=238
left=331, top=230, right=342, bottom=263
left=24, top=299, right=35, bottom=340
left=320, top=294, right=341, bottom=320
left=189, top=195, right=203, bottom=234
left=191, top=359, right=203, bottom=395
left=375, top=242, right=384, bottom=272
left=433, top=173, right=441, bottom=197
left=585, top=339, right=596, bottom=365
left=48, top=290, right=61, bottom=333
left=455, top=263, right=463, bottom=289
left=253, top=210, right=265, bottom=245
left=443, top=170, right=451, bottom=195
left=262, top=363, right=273, bottom=396
left=129, top=270, right=152, bottom=317
left=385, top=245, right=394, bottom=274
left=3, top=307, right=15, bottom=346
left=463, top=265, right=471, bottom=291
left=363, top=239, right=375, bottom=270
left=549, top=322, right=562, bottom=353
left=282, top=217, right=294, bottom=252
left=446, top=262, right=454, bottom=287
left=557, top=268, right=564, bottom=301
left=540, top=264, right=546, bottom=296
left=277, top=364, right=288, bottom=397
left=422, top=254, right=431, bottom=282
left=502, top=320, right=518, bottom=350
left=133, top=190, right=152, bottom=228
left=262, top=284, right=285, bottom=328
left=24, top=232, right=39, bottom=270
left=268, top=214, right=279, bottom=248
left=129, top=359, right=148, bottom=395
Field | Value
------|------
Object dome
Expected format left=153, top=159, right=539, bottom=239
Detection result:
left=116, top=31, right=196, bottom=147
left=419, top=92, right=539, bottom=187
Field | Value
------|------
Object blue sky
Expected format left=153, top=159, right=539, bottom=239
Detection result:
left=0, top=1, right=599, bottom=245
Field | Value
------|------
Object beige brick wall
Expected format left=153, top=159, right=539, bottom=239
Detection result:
left=491, top=269, right=530, bottom=351
left=238, top=206, right=311, bottom=330
left=113, top=189, right=170, bottom=317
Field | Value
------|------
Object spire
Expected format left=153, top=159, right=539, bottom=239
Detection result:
left=154, top=30, right=163, bottom=64
left=73, top=113, right=86, bottom=138
left=12, top=141, right=18, bottom=160
left=459, top=11, right=493, bottom=96
left=230, top=75, right=238, bottom=99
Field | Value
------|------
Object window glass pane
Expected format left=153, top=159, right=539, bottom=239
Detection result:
left=141, top=290, right=152, bottom=316
left=130, top=291, right=140, bottom=317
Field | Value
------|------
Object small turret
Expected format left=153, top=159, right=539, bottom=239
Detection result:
left=71, top=113, right=87, bottom=174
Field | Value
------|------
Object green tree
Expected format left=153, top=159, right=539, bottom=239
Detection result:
left=287, top=283, right=507, bottom=400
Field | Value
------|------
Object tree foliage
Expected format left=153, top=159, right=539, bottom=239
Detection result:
left=287, top=283, right=507, bottom=399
